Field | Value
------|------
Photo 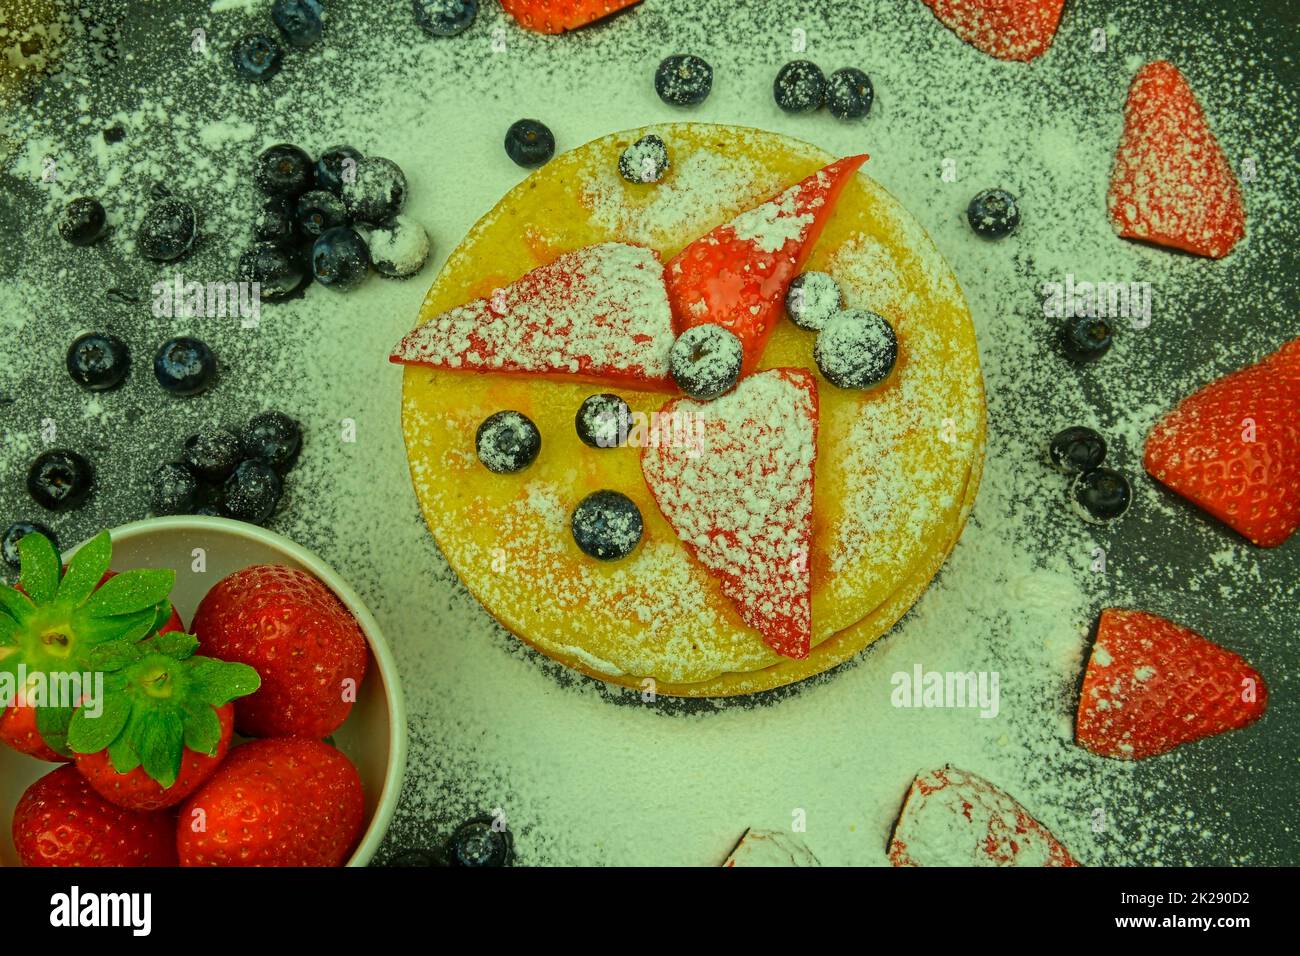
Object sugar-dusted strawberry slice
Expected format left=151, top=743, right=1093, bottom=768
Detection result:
left=888, top=766, right=1078, bottom=867
left=665, top=156, right=867, bottom=376
left=922, top=0, right=1066, bottom=62
left=1108, top=61, right=1246, bottom=259
left=1076, top=609, right=1268, bottom=760
left=389, top=242, right=677, bottom=390
left=640, top=368, right=818, bottom=659
left=1144, top=337, right=1300, bottom=547
left=500, top=0, right=642, bottom=35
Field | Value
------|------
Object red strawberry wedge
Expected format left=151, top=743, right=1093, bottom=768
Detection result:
left=888, top=766, right=1078, bottom=867
left=500, top=0, right=642, bottom=35
left=922, top=0, right=1066, bottom=62
left=1108, top=60, right=1246, bottom=259
left=1144, top=337, right=1300, bottom=547
left=389, top=242, right=677, bottom=391
left=641, top=368, right=818, bottom=659
left=1076, top=609, right=1268, bottom=760
left=665, top=155, right=867, bottom=377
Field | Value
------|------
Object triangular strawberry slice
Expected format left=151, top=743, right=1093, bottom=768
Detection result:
left=389, top=242, right=677, bottom=390
left=1107, top=60, right=1246, bottom=259
left=1076, top=609, right=1268, bottom=760
left=922, top=0, right=1066, bottom=62
left=640, top=368, right=818, bottom=659
left=499, top=0, right=642, bottom=35
left=665, top=156, right=867, bottom=377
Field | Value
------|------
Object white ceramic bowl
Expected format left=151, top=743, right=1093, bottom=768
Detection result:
left=0, top=516, right=407, bottom=867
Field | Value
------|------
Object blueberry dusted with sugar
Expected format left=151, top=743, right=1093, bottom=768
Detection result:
left=475, top=411, right=541, bottom=474
left=183, top=427, right=244, bottom=481
left=271, top=0, right=323, bottom=49
left=296, top=189, right=347, bottom=240
left=254, top=196, right=297, bottom=244
left=255, top=143, right=314, bottom=198
left=1062, top=315, right=1114, bottom=362
left=241, top=411, right=302, bottom=472
left=1048, top=426, right=1107, bottom=475
left=413, top=0, right=478, bottom=37
left=238, top=242, right=308, bottom=300
left=27, top=450, right=94, bottom=511
left=618, top=134, right=670, bottom=184
left=222, top=459, right=283, bottom=525
left=504, top=119, right=555, bottom=169
left=447, top=818, right=513, bottom=868
left=150, top=462, right=199, bottom=516
left=314, top=145, right=363, bottom=195
left=655, top=54, right=712, bottom=106
left=785, top=271, right=843, bottom=332
left=571, top=490, right=643, bottom=561
left=669, top=324, right=743, bottom=400
left=2, top=522, right=56, bottom=570
left=137, top=197, right=196, bottom=262
left=1070, top=467, right=1132, bottom=524
left=966, top=188, right=1020, bottom=239
left=774, top=60, right=826, bottom=113
left=575, top=393, right=630, bottom=448
left=58, top=197, right=107, bottom=246
left=312, top=226, right=371, bottom=291
left=231, top=33, right=283, bottom=82
left=154, top=336, right=216, bottom=396
left=66, top=332, right=130, bottom=391
left=815, top=309, right=898, bottom=389
left=341, top=156, right=407, bottom=224
left=365, top=216, right=430, bottom=278
left=826, top=67, right=874, bottom=120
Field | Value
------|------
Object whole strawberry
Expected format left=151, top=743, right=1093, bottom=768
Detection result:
left=178, top=737, right=365, bottom=867
left=192, top=565, right=368, bottom=738
left=13, top=764, right=178, bottom=866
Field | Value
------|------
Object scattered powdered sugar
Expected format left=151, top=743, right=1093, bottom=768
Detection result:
left=728, top=180, right=812, bottom=253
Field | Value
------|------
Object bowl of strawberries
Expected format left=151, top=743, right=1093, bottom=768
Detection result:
left=0, top=516, right=406, bottom=867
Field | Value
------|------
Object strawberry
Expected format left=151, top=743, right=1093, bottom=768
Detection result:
left=1076, top=609, right=1268, bottom=760
left=389, top=241, right=677, bottom=391
left=178, top=737, right=366, bottom=867
left=641, top=368, right=818, bottom=659
left=1107, top=60, right=1246, bottom=259
left=192, top=564, right=368, bottom=739
left=921, top=0, right=1066, bottom=62
left=1144, top=337, right=1300, bottom=547
left=665, top=155, right=866, bottom=377
left=12, top=764, right=178, bottom=867
left=499, top=0, right=642, bottom=35
left=888, top=766, right=1078, bottom=867
left=723, top=828, right=821, bottom=867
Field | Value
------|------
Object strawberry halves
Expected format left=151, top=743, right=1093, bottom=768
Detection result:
left=922, top=0, right=1066, bottom=62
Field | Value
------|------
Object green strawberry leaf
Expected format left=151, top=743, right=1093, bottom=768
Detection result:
left=145, top=630, right=199, bottom=660
left=0, top=585, right=34, bottom=625
left=57, top=531, right=112, bottom=607
left=107, top=731, right=142, bottom=775
left=83, top=568, right=175, bottom=618
left=187, top=657, right=261, bottom=706
left=67, top=692, right=132, bottom=754
left=149, top=600, right=176, bottom=636
left=87, top=639, right=145, bottom=673
left=35, top=705, right=74, bottom=758
left=181, top=703, right=223, bottom=757
left=136, top=709, right=184, bottom=788
left=72, top=606, right=166, bottom=648
left=18, top=533, right=61, bottom=605
left=0, top=614, right=18, bottom=646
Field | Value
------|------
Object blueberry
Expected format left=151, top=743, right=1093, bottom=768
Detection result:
left=58, top=197, right=107, bottom=246
left=230, top=33, right=283, bottom=82
left=341, top=156, right=407, bottom=224
left=222, top=459, right=283, bottom=525
left=137, top=197, right=196, bottom=262
left=365, top=216, right=431, bottom=279
left=254, top=196, right=297, bottom=244
left=1048, top=426, right=1107, bottom=475
left=153, top=336, right=216, bottom=396
left=240, top=411, right=302, bottom=472
left=669, top=324, right=743, bottom=400
left=192, top=505, right=223, bottom=518
left=1070, top=467, right=1132, bottom=524
left=447, top=818, right=513, bottom=868
left=814, top=309, right=898, bottom=389
left=314, top=145, right=363, bottom=195
left=150, top=462, right=199, bottom=516
left=654, top=54, right=712, bottom=106
left=966, top=188, right=1020, bottom=239
left=311, top=226, right=371, bottom=291
left=785, top=271, right=843, bottom=332
left=504, top=119, right=555, bottom=169
left=66, top=332, right=130, bottom=391
left=571, top=490, right=643, bottom=562
left=575, top=393, right=631, bottom=448
left=826, top=67, right=873, bottom=120
left=238, top=242, right=308, bottom=300
left=271, top=0, right=323, bottom=49
left=413, top=0, right=478, bottom=37
left=27, top=450, right=94, bottom=511
left=2, top=522, right=57, bottom=570
left=182, top=427, right=244, bottom=481
left=618, top=134, right=670, bottom=184
left=296, top=189, right=348, bottom=240
left=255, top=143, right=314, bottom=198
left=774, top=60, right=826, bottom=113
left=1062, top=316, right=1114, bottom=362
left=475, top=411, right=540, bottom=474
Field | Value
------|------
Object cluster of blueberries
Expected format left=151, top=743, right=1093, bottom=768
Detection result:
left=229, top=0, right=326, bottom=83
left=1048, top=426, right=1132, bottom=524
left=653, top=53, right=876, bottom=121
left=388, top=814, right=514, bottom=868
